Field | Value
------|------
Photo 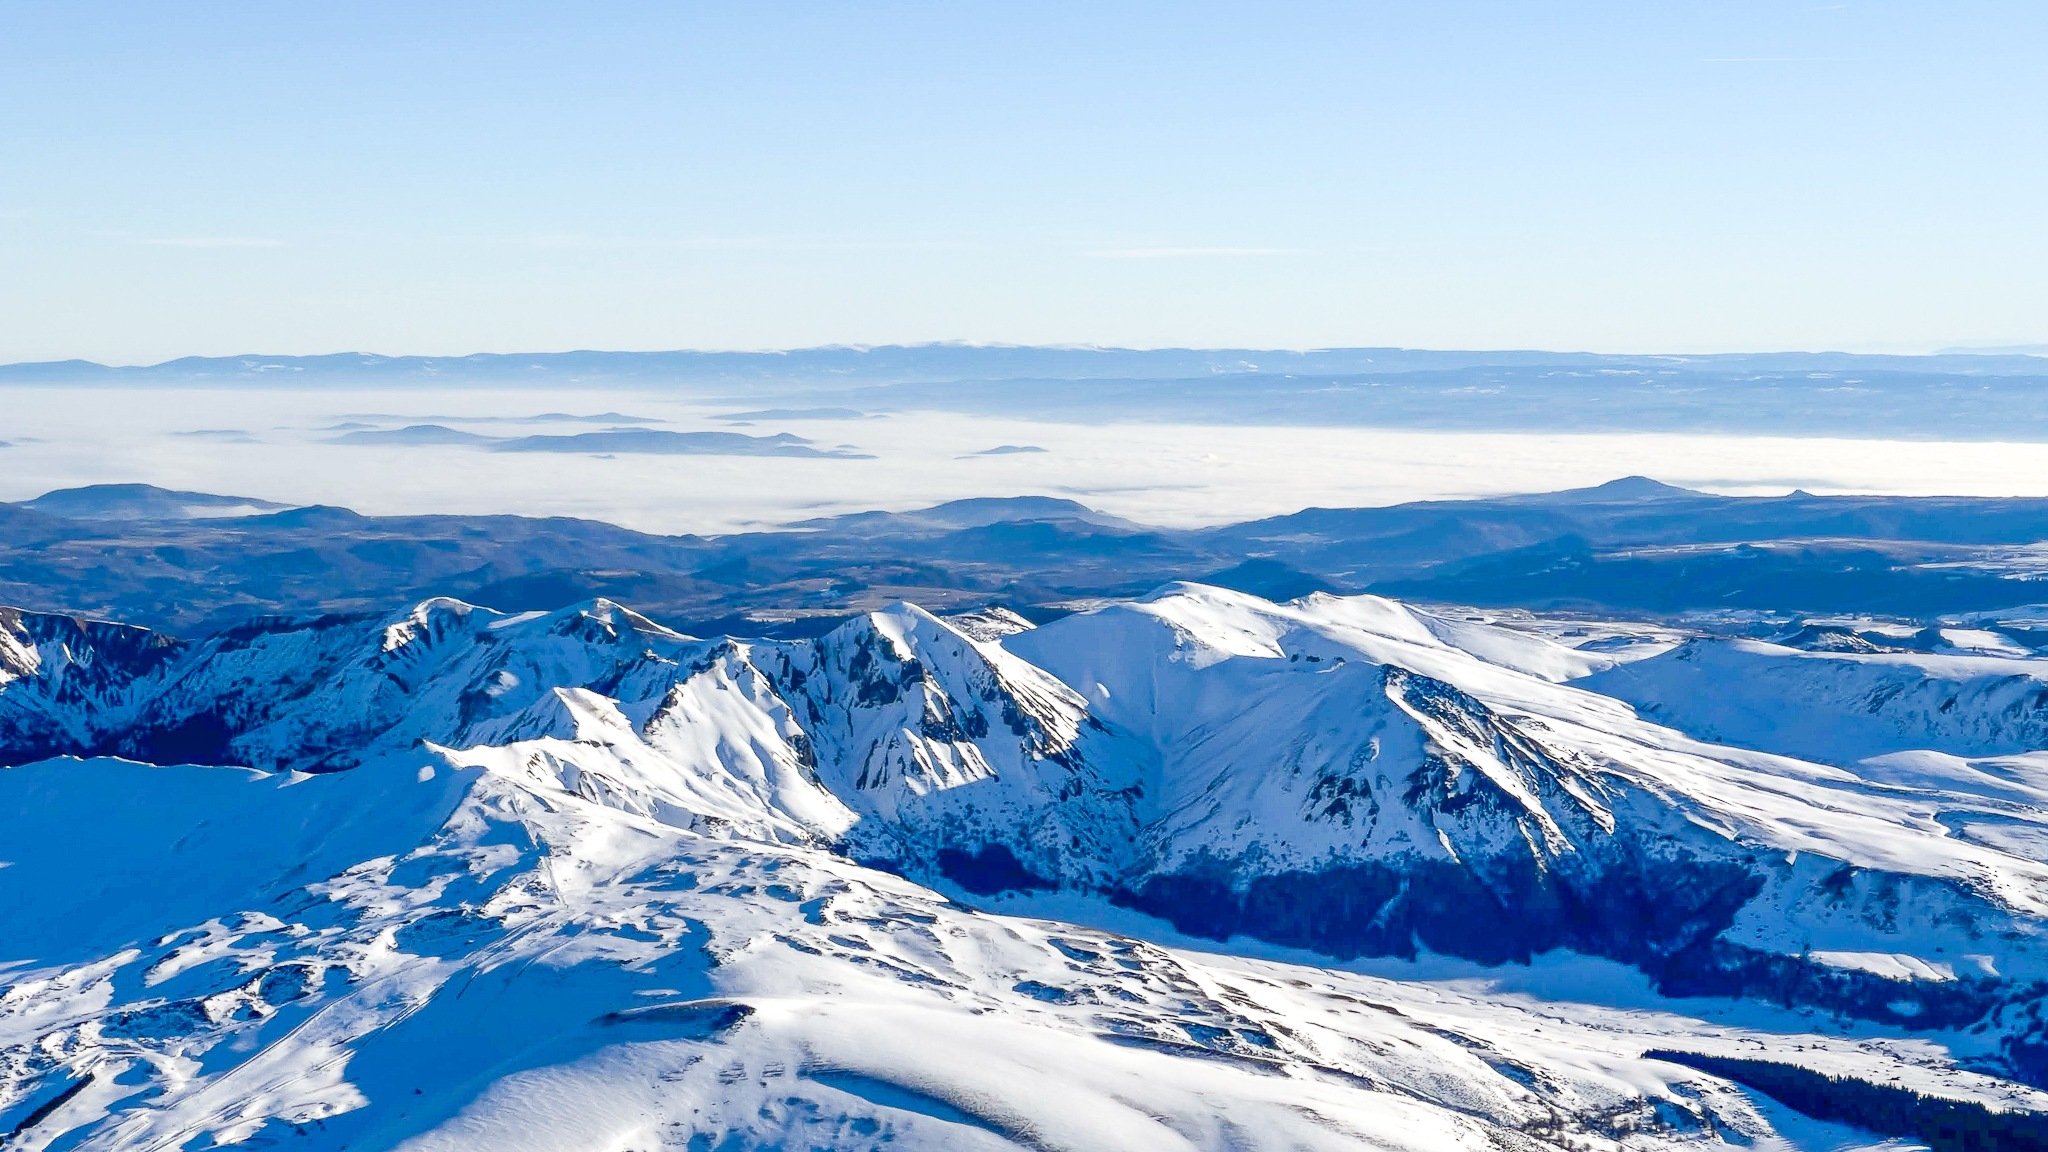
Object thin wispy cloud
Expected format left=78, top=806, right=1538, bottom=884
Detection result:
left=473, top=232, right=973, bottom=253
left=138, top=237, right=287, bottom=248
left=1084, top=247, right=1300, bottom=259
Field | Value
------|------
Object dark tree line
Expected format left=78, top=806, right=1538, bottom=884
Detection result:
left=1644, top=1050, right=2048, bottom=1152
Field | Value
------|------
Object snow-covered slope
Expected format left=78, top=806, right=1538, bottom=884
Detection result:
left=7, top=747, right=2044, bottom=1151
left=10, top=584, right=2048, bottom=1145
left=1577, top=637, right=2048, bottom=765
left=1005, top=588, right=2048, bottom=1044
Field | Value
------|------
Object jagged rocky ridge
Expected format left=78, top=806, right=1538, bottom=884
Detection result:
left=10, top=585, right=2048, bottom=1147
left=10, top=587, right=2048, bottom=1068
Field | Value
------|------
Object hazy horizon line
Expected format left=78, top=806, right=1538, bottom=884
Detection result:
left=7, top=340, right=2047, bottom=372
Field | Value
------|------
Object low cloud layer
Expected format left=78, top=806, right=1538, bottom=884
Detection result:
left=7, top=385, right=2048, bottom=536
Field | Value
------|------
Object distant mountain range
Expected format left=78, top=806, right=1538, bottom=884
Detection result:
left=11, top=343, right=2048, bottom=437
left=11, top=477, right=2048, bottom=636
left=7, top=344, right=2046, bottom=384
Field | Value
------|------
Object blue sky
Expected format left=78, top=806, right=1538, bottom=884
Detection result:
left=2, top=1, right=2042, bottom=362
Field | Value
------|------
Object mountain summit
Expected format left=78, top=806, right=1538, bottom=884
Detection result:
left=7, top=584, right=2048, bottom=1146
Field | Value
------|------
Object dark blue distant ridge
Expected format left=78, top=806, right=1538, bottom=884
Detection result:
left=13, top=345, right=2048, bottom=440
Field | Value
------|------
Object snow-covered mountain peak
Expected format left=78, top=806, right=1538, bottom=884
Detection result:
left=860, top=598, right=951, bottom=645
left=1050, top=581, right=1609, bottom=689
left=534, top=595, right=695, bottom=644
left=13, top=579, right=2048, bottom=1137
left=943, top=605, right=1036, bottom=641
left=376, top=595, right=489, bottom=653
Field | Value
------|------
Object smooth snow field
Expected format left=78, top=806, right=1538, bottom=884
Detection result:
left=8, top=384, right=2048, bottom=532
left=10, top=585, right=2048, bottom=1149
left=6, top=753, right=2005, bottom=1152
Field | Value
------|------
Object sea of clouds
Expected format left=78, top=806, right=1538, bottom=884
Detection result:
left=6, top=384, right=2047, bottom=533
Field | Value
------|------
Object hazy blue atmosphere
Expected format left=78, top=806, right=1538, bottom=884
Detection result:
left=3, top=1, right=2044, bottom=362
